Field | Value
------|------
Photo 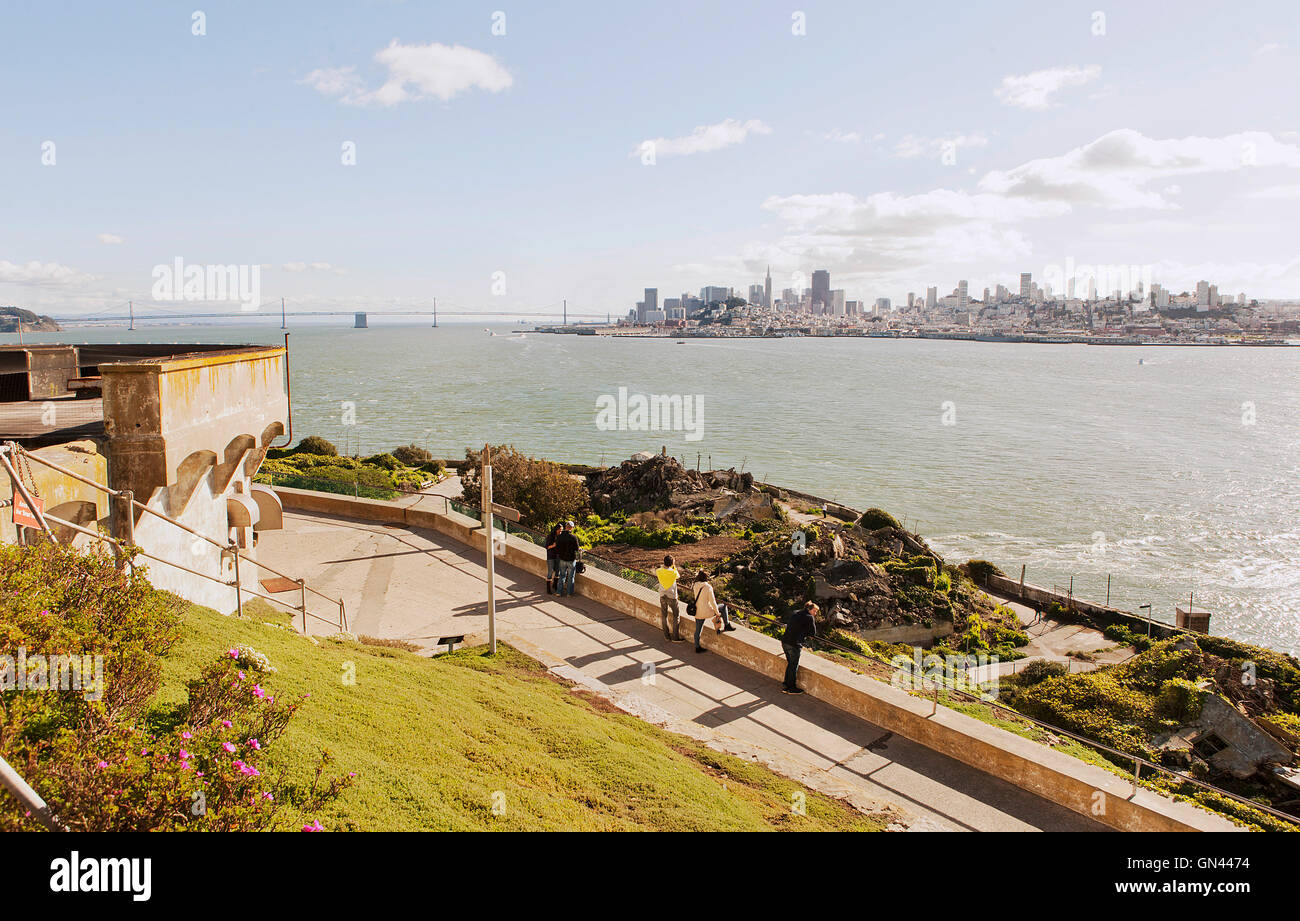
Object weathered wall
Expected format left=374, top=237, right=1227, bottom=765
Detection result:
left=986, top=572, right=1180, bottom=640
left=100, top=348, right=288, bottom=614
left=24, top=347, right=78, bottom=401
left=272, top=486, right=1240, bottom=833
left=0, top=440, right=108, bottom=549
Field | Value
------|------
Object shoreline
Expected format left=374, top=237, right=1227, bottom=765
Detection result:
left=533, top=326, right=1296, bottom=346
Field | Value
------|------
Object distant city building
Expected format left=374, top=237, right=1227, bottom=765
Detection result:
left=764, top=266, right=772, bottom=309
left=748, top=284, right=765, bottom=305
left=811, top=270, right=831, bottom=313
left=1020, top=273, right=1032, bottom=298
left=875, top=297, right=891, bottom=313
left=701, top=285, right=730, bottom=306
left=830, top=289, right=846, bottom=315
left=926, top=286, right=937, bottom=309
left=957, top=279, right=968, bottom=311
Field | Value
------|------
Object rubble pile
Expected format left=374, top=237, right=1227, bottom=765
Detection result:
left=586, top=454, right=770, bottom=519
left=717, top=518, right=996, bottom=633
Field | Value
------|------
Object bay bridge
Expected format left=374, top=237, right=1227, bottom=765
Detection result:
left=48, top=298, right=610, bottom=328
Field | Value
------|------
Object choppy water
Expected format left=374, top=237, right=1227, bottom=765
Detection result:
left=28, top=321, right=1300, bottom=654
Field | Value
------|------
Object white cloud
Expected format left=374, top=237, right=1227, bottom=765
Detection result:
left=995, top=65, right=1101, bottom=110
left=633, top=118, right=771, bottom=159
left=0, top=260, right=95, bottom=286
left=301, top=41, right=512, bottom=107
left=282, top=262, right=336, bottom=273
left=978, top=129, right=1300, bottom=209
left=1255, top=42, right=1282, bottom=57
left=1244, top=184, right=1300, bottom=199
left=97, top=233, right=125, bottom=245
left=894, top=133, right=989, bottom=159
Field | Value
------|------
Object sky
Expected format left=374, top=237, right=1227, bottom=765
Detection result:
left=3, top=0, right=1300, bottom=320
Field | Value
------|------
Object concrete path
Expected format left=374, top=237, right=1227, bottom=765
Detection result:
left=255, top=510, right=1107, bottom=832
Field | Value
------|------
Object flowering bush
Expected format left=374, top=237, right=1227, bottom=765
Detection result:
left=0, top=543, right=352, bottom=831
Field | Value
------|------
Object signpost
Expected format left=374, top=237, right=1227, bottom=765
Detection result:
left=479, top=446, right=522, bottom=657
left=481, top=446, right=496, bottom=655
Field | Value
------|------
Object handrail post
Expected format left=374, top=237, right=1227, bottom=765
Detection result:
left=298, top=578, right=307, bottom=633
left=231, top=542, right=243, bottom=617
left=338, top=598, right=347, bottom=633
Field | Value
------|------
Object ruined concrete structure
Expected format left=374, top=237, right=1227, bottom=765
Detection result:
left=1, top=343, right=289, bottom=613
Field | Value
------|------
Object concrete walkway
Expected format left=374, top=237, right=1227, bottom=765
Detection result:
left=255, top=509, right=1106, bottom=832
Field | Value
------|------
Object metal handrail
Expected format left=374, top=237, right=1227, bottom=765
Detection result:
left=0, top=754, right=64, bottom=832
left=5, top=443, right=346, bottom=633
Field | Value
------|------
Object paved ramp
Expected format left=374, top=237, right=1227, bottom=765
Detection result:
left=257, top=508, right=1107, bottom=832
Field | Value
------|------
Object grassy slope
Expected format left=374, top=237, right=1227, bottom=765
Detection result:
left=153, top=600, right=886, bottom=832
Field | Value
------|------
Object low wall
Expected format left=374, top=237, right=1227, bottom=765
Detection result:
left=986, top=573, right=1182, bottom=641
left=272, top=486, right=1240, bottom=832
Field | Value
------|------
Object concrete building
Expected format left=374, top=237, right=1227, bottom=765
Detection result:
left=1020, top=273, right=1032, bottom=298
left=926, top=287, right=937, bottom=309
left=811, top=270, right=831, bottom=313
left=1, top=343, right=290, bottom=614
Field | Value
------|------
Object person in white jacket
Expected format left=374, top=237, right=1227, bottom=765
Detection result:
left=691, top=571, right=723, bottom=654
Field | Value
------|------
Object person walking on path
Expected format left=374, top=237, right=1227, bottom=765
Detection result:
left=554, top=521, right=580, bottom=598
left=656, top=554, right=683, bottom=642
left=690, top=570, right=723, bottom=654
left=781, top=601, right=819, bottom=694
left=544, top=522, right=562, bottom=595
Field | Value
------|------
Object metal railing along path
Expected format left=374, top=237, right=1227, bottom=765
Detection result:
left=3, top=443, right=347, bottom=634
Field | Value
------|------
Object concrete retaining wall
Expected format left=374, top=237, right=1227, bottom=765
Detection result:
left=272, top=486, right=1241, bottom=832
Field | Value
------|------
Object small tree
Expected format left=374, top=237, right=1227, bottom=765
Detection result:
left=392, top=444, right=433, bottom=467
left=461, top=445, right=588, bottom=529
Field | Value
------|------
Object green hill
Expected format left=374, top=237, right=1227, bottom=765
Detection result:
left=150, top=600, right=888, bottom=831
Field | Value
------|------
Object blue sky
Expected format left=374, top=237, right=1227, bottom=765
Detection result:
left=3, top=0, right=1299, bottom=318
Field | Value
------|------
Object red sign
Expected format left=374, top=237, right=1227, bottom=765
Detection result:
left=12, top=492, right=43, bottom=529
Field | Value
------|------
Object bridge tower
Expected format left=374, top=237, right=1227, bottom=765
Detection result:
left=354, top=312, right=368, bottom=329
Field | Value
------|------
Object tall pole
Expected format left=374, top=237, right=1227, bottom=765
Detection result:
left=481, top=445, right=496, bottom=654
left=563, top=299, right=567, bottom=326
left=281, top=297, right=286, bottom=330
left=432, top=297, right=438, bottom=328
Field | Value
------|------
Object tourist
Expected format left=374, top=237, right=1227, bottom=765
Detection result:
left=656, top=554, right=683, bottom=642
left=781, top=601, right=819, bottom=695
left=554, top=521, right=580, bottom=597
left=690, top=570, right=723, bottom=654
left=544, top=522, right=562, bottom=594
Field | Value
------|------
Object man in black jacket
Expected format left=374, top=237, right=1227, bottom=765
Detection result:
left=544, top=523, right=562, bottom=594
left=554, top=521, right=581, bottom=598
left=781, top=601, right=819, bottom=694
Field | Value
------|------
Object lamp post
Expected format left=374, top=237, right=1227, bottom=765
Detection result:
left=1139, top=603, right=1153, bottom=637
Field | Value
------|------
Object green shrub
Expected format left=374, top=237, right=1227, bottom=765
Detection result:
left=857, top=508, right=900, bottom=531
left=1019, top=660, right=1068, bottom=685
left=362, top=453, right=402, bottom=471
left=391, top=444, right=434, bottom=467
left=461, top=445, right=588, bottom=530
left=965, top=559, right=1004, bottom=582
left=295, top=435, right=337, bottom=456
left=1156, top=679, right=1204, bottom=723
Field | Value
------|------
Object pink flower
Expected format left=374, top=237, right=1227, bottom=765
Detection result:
left=239, top=763, right=260, bottom=777
left=181, top=761, right=193, bottom=771
left=96, top=760, right=108, bottom=769
left=181, top=731, right=192, bottom=740
left=221, top=720, right=232, bottom=729
left=252, top=684, right=265, bottom=699
left=302, top=820, right=324, bottom=832
left=248, top=738, right=261, bottom=750
left=179, top=749, right=191, bottom=760
left=262, top=792, right=273, bottom=801
left=196, top=772, right=204, bottom=778
left=238, top=670, right=245, bottom=680
left=228, top=648, right=239, bottom=658
left=348, top=772, right=357, bottom=777
left=222, top=742, right=236, bottom=754
left=140, top=748, right=149, bottom=756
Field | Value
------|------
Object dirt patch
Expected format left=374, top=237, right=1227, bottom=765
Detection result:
left=594, top=534, right=753, bottom=575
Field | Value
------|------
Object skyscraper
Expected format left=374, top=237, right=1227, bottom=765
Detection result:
left=1020, top=273, right=1032, bottom=298
left=957, top=279, right=968, bottom=311
left=811, top=270, right=830, bottom=313
left=925, top=287, right=937, bottom=309
left=764, top=265, right=772, bottom=308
